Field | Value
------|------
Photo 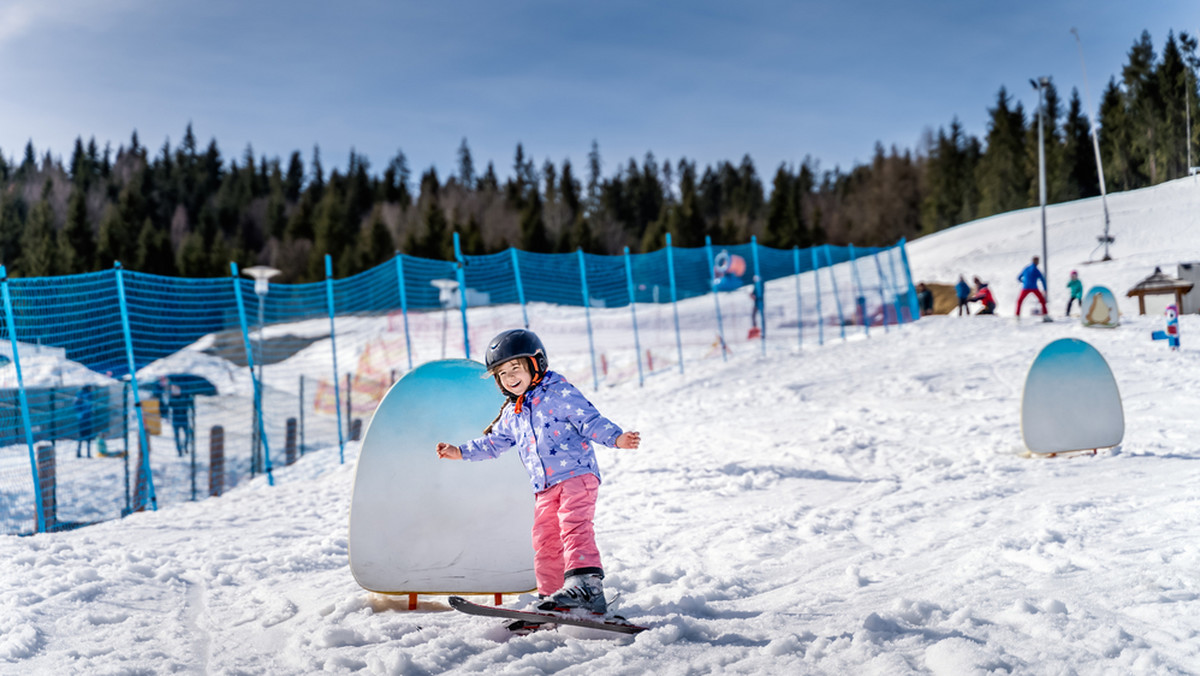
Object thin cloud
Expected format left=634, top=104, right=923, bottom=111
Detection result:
left=0, top=0, right=142, bottom=49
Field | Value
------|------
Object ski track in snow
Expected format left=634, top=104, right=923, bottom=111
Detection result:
left=1, top=178, right=1200, bottom=673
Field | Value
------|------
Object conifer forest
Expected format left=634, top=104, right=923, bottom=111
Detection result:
left=0, top=29, right=1195, bottom=283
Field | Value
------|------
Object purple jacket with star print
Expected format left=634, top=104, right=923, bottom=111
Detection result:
left=458, top=371, right=624, bottom=493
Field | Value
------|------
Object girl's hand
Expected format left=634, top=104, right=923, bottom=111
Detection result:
left=615, top=431, right=640, bottom=449
left=436, top=442, right=462, bottom=460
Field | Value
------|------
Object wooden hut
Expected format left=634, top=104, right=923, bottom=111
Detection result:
left=1126, top=267, right=1195, bottom=315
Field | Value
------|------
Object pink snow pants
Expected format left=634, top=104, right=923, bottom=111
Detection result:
left=532, top=474, right=602, bottom=595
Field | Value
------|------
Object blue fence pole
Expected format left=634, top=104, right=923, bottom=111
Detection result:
left=324, top=255, right=346, bottom=465
left=751, top=236, right=765, bottom=354
left=577, top=248, right=599, bottom=390
left=114, top=263, right=158, bottom=510
left=792, top=247, right=803, bottom=351
left=885, top=244, right=908, bottom=324
left=872, top=252, right=895, bottom=332
left=704, top=236, right=728, bottom=361
left=623, top=247, right=645, bottom=387
left=848, top=244, right=869, bottom=338
left=824, top=245, right=847, bottom=340
left=453, top=232, right=471, bottom=358
left=230, top=262, right=275, bottom=485
left=666, top=233, right=685, bottom=374
left=511, top=248, right=529, bottom=329
left=811, top=247, right=824, bottom=346
left=393, top=253, right=414, bottom=371
left=898, top=238, right=920, bottom=322
left=1, top=267, right=45, bottom=533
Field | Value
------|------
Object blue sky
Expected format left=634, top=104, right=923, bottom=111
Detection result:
left=0, top=0, right=1195, bottom=185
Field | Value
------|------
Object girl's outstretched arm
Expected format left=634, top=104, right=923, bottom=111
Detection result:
left=436, top=442, right=462, bottom=460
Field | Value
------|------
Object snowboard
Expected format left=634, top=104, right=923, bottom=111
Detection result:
left=1081, top=286, right=1120, bottom=328
left=1020, top=338, right=1124, bottom=457
left=348, top=359, right=536, bottom=595
left=448, top=595, right=647, bottom=635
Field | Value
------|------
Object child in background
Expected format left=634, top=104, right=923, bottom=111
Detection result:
left=435, top=329, right=640, bottom=616
left=1066, top=270, right=1083, bottom=316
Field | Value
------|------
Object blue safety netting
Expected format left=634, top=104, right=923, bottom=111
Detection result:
left=0, top=237, right=917, bottom=535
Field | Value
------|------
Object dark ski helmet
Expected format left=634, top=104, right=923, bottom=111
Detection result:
left=484, top=329, right=548, bottom=377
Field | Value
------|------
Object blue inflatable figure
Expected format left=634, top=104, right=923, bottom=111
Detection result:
left=1151, top=304, right=1180, bottom=350
left=712, top=250, right=747, bottom=291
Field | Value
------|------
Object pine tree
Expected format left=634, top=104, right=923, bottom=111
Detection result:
left=1122, top=30, right=1160, bottom=184
left=1157, top=31, right=1189, bottom=180
left=0, top=194, right=25, bottom=266
left=764, top=163, right=806, bottom=248
left=358, top=206, right=395, bottom=268
left=19, top=181, right=57, bottom=277
left=1181, top=32, right=1200, bottom=172
left=176, top=230, right=208, bottom=277
left=518, top=190, right=550, bottom=253
left=976, top=87, right=1030, bottom=218
left=457, top=138, right=475, bottom=189
left=309, top=172, right=349, bottom=279
left=284, top=151, right=305, bottom=201
left=135, top=217, right=176, bottom=276
left=96, top=204, right=130, bottom=267
left=1098, top=78, right=1134, bottom=189
left=61, top=188, right=95, bottom=273
left=1063, top=88, right=1099, bottom=200
left=384, top=149, right=412, bottom=207
left=18, top=141, right=36, bottom=179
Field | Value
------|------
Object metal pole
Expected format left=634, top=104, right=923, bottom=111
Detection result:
left=848, top=244, right=868, bottom=337
left=810, top=247, right=824, bottom=346
left=1, top=267, right=45, bottom=532
left=623, top=247, right=645, bottom=387
left=324, top=255, right=346, bottom=465
left=1071, top=27, right=1113, bottom=260
left=114, top=262, right=159, bottom=508
left=577, top=248, right=599, bottom=390
left=511, top=248, right=529, bottom=329
left=231, top=263, right=274, bottom=485
left=750, top=236, right=765, bottom=353
left=665, top=233, right=685, bottom=374
left=453, top=232, right=470, bottom=359
left=1034, top=77, right=1050, bottom=317
left=255, top=292, right=265, bottom=472
left=393, top=253, right=413, bottom=371
left=792, top=247, right=803, bottom=350
left=704, top=236, right=728, bottom=361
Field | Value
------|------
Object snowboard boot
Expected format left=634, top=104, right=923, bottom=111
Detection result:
left=537, top=570, right=606, bottom=615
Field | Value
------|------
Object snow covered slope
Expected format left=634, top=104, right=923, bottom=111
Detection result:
left=2, top=178, right=1199, bottom=674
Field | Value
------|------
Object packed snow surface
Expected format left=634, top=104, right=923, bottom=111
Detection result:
left=3, top=178, right=1200, bottom=674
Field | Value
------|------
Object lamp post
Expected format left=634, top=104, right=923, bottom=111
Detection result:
left=242, top=265, right=280, bottom=474
left=1031, top=76, right=1052, bottom=321
left=1071, top=27, right=1113, bottom=261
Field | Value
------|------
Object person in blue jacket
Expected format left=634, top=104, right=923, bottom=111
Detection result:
left=1015, top=256, right=1049, bottom=318
left=955, top=275, right=971, bottom=316
left=436, top=329, right=640, bottom=617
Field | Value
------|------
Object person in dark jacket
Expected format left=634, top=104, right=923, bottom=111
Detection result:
left=916, top=283, right=934, bottom=316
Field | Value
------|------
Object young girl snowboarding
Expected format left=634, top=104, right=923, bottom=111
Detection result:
left=435, top=329, right=640, bottom=616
